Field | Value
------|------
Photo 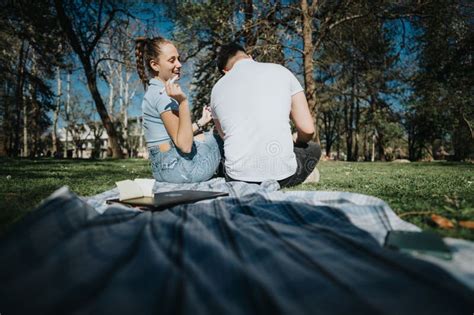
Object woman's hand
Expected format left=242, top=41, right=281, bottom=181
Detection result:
left=165, top=77, right=187, bottom=103
left=198, top=106, right=212, bottom=126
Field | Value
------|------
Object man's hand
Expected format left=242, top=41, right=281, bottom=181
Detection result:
left=213, top=118, right=225, bottom=139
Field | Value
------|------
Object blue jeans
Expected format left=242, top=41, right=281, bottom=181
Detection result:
left=148, top=132, right=221, bottom=183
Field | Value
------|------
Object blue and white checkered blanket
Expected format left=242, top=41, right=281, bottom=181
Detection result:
left=86, top=178, right=474, bottom=290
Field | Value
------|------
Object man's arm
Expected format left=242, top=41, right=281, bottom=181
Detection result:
left=213, top=118, right=225, bottom=139
left=290, top=91, right=315, bottom=144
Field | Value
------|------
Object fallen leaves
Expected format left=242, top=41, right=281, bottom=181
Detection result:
left=431, top=214, right=455, bottom=229
left=459, top=221, right=474, bottom=229
left=428, top=215, right=474, bottom=230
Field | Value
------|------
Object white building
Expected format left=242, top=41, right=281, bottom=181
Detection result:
left=58, top=116, right=147, bottom=159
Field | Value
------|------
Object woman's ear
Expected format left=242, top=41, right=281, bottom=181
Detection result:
left=149, top=59, right=160, bottom=73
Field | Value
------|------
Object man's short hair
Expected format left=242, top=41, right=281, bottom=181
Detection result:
left=216, top=42, right=247, bottom=74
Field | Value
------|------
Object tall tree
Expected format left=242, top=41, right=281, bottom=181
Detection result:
left=0, top=0, right=63, bottom=157
left=410, top=0, right=473, bottom=160
left=98, top=21, right=140, bottom=157
left=53, top=0, right=128, bottom=158
left=52, top=66, right=62, bottom=154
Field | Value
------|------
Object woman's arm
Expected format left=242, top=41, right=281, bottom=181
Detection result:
left=161, top=80, right=193, bottom=153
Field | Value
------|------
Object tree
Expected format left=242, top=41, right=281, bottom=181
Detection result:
left=0, top=1, right=64, bottom=157
left=170, top=1, right=288, bottom=119
left=53, top=0, right=130, bottom=158
left=98, top=21, right=140, bottom=157
left=313, top=2, right=406, bottom=160
left=410, top=1, right=473, bottom=160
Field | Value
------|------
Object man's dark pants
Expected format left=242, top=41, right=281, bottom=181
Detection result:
left=216, top=137, right=322, bottom=188
left=277, top=141, right=321, bottom=188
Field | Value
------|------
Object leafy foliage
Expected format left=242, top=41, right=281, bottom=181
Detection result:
left=408, top=1, right=474, bottom=160
left=0, top=0, right=65, bottom=157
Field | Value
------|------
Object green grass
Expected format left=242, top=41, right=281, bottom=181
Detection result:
left=0, top=158, right=151, bottom=236
left=1, top=158, right=473, bottom=240
left=289, top=161, right=474, bottom=240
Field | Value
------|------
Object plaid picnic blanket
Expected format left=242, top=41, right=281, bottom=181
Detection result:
left=86, top=178, right=474, bottom=289
left=0, top=179, right=473, bottom=315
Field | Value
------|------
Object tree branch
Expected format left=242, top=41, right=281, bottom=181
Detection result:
left=282, top=44, right=304, bottom=55
left=310, top=0, right=319, bottom=16
left=181, top=40, right=212, bottom=63
left=86, top=8, right=123, bottom=57
left=462, top=112, right=474, bottom=140
left=54, top=0, right=87, bottom=65
left=94, top=57, right=124, bottom=77
left=327, top=14, right=367, bottom=31
left=97, top=0, right=104, bottom=37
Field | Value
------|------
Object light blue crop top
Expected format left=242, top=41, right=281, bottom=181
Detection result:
left=142, top=78, right=179, bottom=148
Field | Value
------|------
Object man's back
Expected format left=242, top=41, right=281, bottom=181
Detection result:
left=211, top=59, right=303, bottom=182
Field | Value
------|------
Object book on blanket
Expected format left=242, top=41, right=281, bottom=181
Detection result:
left=116, top=179, right=156, bottom=201
left=107, top=179, right=229, bottom=211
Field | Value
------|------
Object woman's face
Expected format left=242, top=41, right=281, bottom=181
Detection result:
left=154, top=43, right=182, bottom=82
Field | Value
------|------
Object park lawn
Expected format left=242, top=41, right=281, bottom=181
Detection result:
left=1, top=158, right=473, bottom=240
left=290, top=161, right=474, bottom=240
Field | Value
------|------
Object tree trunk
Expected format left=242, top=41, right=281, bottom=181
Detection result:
left=371, top=134, right=375, bottom=162
left=108, top=77, right=114, bottom=119
left=301, top=0, right=320, bottom=144
left=32, top=92, right=40, bottom=158
left=30, top=53, right=39, bottom=157
left=64, top=71, right=71, bottom=158
left=118, top=63, right=125, bottom=153
left=348, top=102, right=354, bottom=161
left=377, top=130, right=386, bottom=161
left=106, top=60, right=116, bottom=155
left=322, top=110, right=338, bottom=157
left=139, top=116, right=144, bottom=151
left=86, top=71, right=123, bottom=158
left=345, top=91, right=355, bottom=161
left=52, top=67, right=61, bottom=154
left=2, top=82, right=11, bottom=156
left=22, top=86, right=28, bottom=157
left=354, top=90, right=360, bottom=160
left=14, top=41, right=28, bottom=157
left=121, top=65, right=130, bottom=157
left=363, top=130, right=368, bottom=161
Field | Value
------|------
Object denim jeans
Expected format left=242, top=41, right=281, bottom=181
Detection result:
left=149, top=132, right=221, bottom=183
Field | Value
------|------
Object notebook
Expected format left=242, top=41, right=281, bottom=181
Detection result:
left=384, top=230, right=452, bottom=260
left=106, top=190, right=229, bottom=211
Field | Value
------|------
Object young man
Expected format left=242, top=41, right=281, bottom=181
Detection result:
left=211, top=43, right=321, bottom=187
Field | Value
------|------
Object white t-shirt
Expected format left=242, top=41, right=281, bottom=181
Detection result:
left=210, top=59, right=304, bottom=181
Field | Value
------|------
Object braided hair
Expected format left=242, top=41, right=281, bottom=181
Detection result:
left=135, top=36, right=170, bottom=90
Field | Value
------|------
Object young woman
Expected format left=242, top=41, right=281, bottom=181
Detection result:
left=135, top=37, right=221, bottom=183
